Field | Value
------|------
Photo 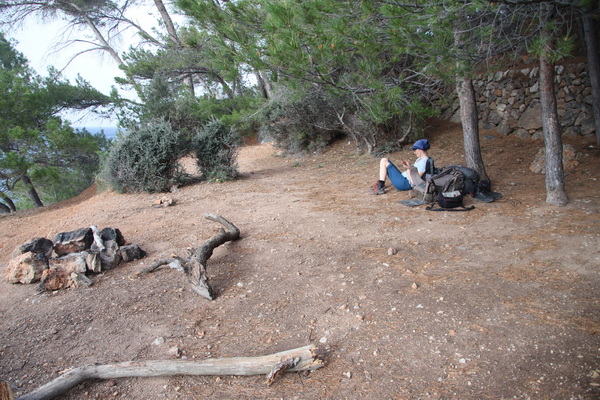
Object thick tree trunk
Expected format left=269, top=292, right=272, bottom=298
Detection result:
left=456, top=76, right=489, bottom=182
left=540, top=39, right=568, bottom=206
left=16, top=345, right=325, bottom=400
left=582, top=13, right=600, bottom=144
left=0, top=202, right=10, bottom=214
left=21, top=174, right=44, bottom=208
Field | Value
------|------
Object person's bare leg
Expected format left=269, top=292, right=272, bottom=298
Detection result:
left=379, top=158, right=390, bottom=181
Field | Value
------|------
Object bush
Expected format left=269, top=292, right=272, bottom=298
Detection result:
left=191, top=119, right=242, bottom=182
left=256, top=87, right=344, bottom=155
left=101, top=121, right=186, bottom=193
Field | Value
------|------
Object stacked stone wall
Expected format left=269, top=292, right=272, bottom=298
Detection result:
left=438, top=62, right=596, bottom=139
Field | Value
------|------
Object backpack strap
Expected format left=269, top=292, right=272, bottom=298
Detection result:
left=425, top=205, right=475, bottom=212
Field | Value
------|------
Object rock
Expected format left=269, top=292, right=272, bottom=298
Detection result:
left=119, top=244, right=146, bottom=263
left=99, top=241, right=122, bottom=270
left=387, top=248, right=397, bottom=256
left=519, top=100, right=542, bottom=130
left=168, top=346, right=181, bottom=357
left=12, top=237, right=54, bottom=258
left=49, top=253, right=87, bottom=275
left=100, top=228, right=125, bottom=246
left=53, top=228, right=93, bottom=256
left=70, top=272, right=93, bottom=288
left=5, top=252, right=48, bottom=284
left=153, top=197, right=175, bottom=208
left=530, top=144, right=582, bottom=174
left=514, top=128, right=531, bottom=140
left=83, top=251, right=102, bottom=273
left=40, top=267, right=71, bottom=291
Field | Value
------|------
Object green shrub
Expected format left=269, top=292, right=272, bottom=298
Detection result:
left=191, top=119, right=242, bottom=182
left=257, top=87, right=343, bottom=155
left=101, top=121, right=186, bottom=193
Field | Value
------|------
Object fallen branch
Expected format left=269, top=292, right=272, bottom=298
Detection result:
left=16, top=344, right=325, bottom=400
left=138, top=213, right=240, bottom=300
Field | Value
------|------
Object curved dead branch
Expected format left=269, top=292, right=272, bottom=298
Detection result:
left=138, top=214, right=240, bottom=300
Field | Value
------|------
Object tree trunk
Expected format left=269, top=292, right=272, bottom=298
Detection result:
left=66, top=1, right=124, bottom=66
left=582, top=13, right=600, bottom=144
left=16, top=345, right=325, bottom=400
left=154, top=0, right=180, bottom=46
left=456, top=76, right=489, bottom=182
left=540, top=37, right=568, bottom=206
left=0, top=191, right=16, bottom=212
left=20, top=174, right=44, bottom=208
left=153, top=0, right=195, bottom=96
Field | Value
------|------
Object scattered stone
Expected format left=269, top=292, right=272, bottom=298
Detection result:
left=70, top=272, right=93, bottom=288
left=411, top=282, right=418, bottom=290
left=119, top=244, right=146, bottom=262
left=343, top=371, right=352, bottom=379
left=168, top=346, right=181, bottom=357
left=387, top=248, right=397, bottom=256
left=153, top=337, right=165, bottom=346
left=153, top=197, right=175, bottom=208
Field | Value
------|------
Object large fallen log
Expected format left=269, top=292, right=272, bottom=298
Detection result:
left=16, top=344, right=325, bottom=400
left=138, top=213, right=240, bottom=300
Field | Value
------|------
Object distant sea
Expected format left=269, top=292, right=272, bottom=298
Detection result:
left=74, top=126, right=119, bottom=140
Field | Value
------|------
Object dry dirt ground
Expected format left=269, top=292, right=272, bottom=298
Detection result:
left=1, top=120, right=599, bottom=400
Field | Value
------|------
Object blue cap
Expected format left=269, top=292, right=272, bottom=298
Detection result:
left=411, top=139, right=430, bottom=151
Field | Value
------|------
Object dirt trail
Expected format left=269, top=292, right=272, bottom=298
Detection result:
left=1, top=120, right=599, bottom=399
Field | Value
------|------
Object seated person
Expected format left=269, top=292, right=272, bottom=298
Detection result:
left=368, top=139, right=431, bottom=195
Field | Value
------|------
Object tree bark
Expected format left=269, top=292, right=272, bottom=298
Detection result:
left=153, top=0, right=195, bottom=96
left=456, top=76, right=489, bottom=182
left=16, top=344, right=325, bottom=400
left=539, top=36, right=568, bottom=206
left=582, top=12, right=600, bottom=144
left=0, top=191, right=16, bottom=212
left=20, top=174, right=44, bottom=208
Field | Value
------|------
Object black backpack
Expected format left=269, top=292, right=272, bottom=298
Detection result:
left=423, top=166, right=478, bottom=211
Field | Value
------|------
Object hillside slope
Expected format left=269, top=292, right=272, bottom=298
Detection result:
left=1, top=120, right=599, bottom=400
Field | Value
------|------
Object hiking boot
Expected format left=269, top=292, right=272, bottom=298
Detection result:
left=368, top=181, right=385, bottom=195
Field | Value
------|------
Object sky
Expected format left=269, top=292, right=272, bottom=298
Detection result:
left=7, top=6, right=159, bottom=128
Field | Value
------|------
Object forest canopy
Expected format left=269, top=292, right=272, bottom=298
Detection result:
left=0, top=0, right=598, bottom=209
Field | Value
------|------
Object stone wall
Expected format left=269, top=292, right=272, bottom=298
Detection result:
left=438, top=62, right=596, bottom=139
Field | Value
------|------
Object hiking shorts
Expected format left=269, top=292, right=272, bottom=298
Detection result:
left=387, top=161, right=412, bottom=191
